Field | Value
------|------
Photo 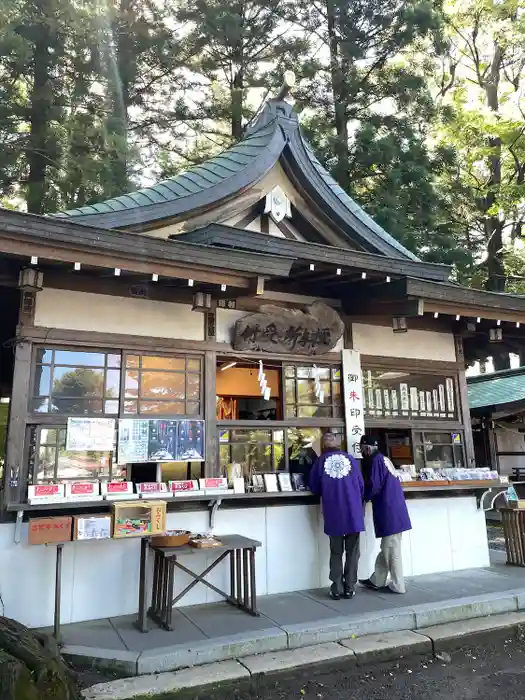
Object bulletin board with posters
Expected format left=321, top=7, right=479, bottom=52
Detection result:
left=117, top=419, right=205, bottom=464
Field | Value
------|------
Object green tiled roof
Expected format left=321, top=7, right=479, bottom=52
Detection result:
left=54, top=121, right=277, bottom=219
left=50, top=100, right=422, bottom=262
left=468, top=369, right=525, bottom=410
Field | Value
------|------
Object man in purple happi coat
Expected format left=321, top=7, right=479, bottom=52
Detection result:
left=309, top=432, right=365, bottom=600
left=359, top=435, right=411, bottom=594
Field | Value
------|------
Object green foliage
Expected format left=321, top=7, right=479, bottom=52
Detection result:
left=1, top=0, right=524, bottom=296
left=431, top=0, right=525, bottom=290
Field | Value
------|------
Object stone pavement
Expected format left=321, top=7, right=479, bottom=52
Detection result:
left=54, top=553, right=525, bottom=676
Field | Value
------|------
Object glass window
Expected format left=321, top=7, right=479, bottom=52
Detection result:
left=31, top=348, right=121, bottom=415
left=31, top=425, right=122, bottom=483
left=218, top=427, right=345, bottom=478
left=363, top=369, right=458, bottom=420
left=219, top=428, right=284, bottom=478
left=413, top=432, right=464, bottom=472
left=284, top=365, right=342, bottom=419
left=124, top=354, right=201, bottom=417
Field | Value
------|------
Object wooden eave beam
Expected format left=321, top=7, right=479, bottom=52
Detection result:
left=343, top=299, right=424, bottom=317
left=0, top=237, right=258, bottom=289
left=0, top=209, right=294, bottom=280
left=176, top=226, right=452, bottom=283
left=424, top=301, right=525, bottom=325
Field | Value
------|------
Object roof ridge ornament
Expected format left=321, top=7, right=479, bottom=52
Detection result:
left=245, top=71, right=297, bottom=136
left=264, top=185, right=292, bottom=223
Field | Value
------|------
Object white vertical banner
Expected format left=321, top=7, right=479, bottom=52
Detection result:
left=342, top=349, right=365, bottom=458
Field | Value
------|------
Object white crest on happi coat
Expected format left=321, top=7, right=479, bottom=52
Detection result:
left=264, top=186, right=292, bottom=223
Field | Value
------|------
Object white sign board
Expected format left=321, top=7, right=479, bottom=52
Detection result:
left=66, top=418, right=115, bottom=452
left=342, top=349, right=365, bottom=458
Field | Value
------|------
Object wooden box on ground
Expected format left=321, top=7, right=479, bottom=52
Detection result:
left=112, top=500, right=167, bottom=538
left=28, top=517, right=72, bottom=545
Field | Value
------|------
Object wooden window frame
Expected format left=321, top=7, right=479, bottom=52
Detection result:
left=29, top=423, right=121, bottom=484
left=283, top=363, right=343, bottom=420
left=121, top=351, right=203, bottom=419
left=29, top=345, right=123, bottom=421
left=412, top=430, right=466, bottom=472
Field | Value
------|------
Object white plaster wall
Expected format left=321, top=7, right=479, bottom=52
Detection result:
left=352, top=323, right=456, bottom=362
left=0, top=496, right=488, bottom=628
left=34, top=289, right=204, bottom=340
left=357, top=496, right=489, bottom=578
left=216, top=308, right=245, bottom=344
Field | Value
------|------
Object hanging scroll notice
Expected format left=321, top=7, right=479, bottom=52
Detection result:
left=419, top=391, right=426, bottom=416
left=361, top=370, right=458, bottom=421
left=433, top=389, right=439, bottom=414
left=400, top=383, right=409, bottom=414
left=342, top=350, right=365, bottom=458
left=367, top=371, right=375, bottom=415
left=66, top=418, right=115, bottom=452
left=446, top=378, right=455, bottom=416
left=391, top=389, right=399, bottom=416
left=375, top=389, right=383, bottom=412
left=438, top=384, right=446, bottom=416
left=383, top=389, right=391, bottom=415
left=410, top=387, right=419, bottom=414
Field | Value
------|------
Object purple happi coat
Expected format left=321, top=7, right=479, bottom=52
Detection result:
left=363, top=453, right=411, bottom=538
left=309, top=450, right=365, bottom=537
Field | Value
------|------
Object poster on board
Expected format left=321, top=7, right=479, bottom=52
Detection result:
left=177, top=420, right=205, bottom=461
left=117, top=419, right=205, bottom=464
left=66, top=417, right=115, bottom=452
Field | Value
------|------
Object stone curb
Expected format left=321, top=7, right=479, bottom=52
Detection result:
left=418, top=610, right=525, bottom=652
left=66, top=590, right=522, bottom=676
left=82, top=612, right=525, bottom=699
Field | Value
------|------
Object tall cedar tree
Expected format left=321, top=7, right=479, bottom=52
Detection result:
left=289, top=0, right=469, bottom=269
left=177, top=0, right=308, bottom=143
left=99, top=0, right=191, bottom=195
left=0, top=0, right=190, bottom=212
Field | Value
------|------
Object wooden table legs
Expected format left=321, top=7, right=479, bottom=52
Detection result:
left=146, top=546, right=259, bottom=632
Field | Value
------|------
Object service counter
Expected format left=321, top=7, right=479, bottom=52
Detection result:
left=0, top=483, right=500, bottom=629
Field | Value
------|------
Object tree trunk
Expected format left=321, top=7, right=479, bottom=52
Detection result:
left=326, top=0, right=350, bottom=192
left=26, top=8, right=54, bottom=214
left=230, top=2, right=245, bottom=141
left=482, top=43, right=504, bottom=291
left=0, top=617, right=81, bottom=700
left=231, top=69, right=244, bottom=141
left=107, top=0, right=132, bottom=196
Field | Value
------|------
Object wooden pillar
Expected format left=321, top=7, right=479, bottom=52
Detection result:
left=343, top=315, right=353, bottom=349
left=4, top=338, right=32, bottom=506
left=204, top=350, right=218, bottom=477
left=487, top=418, right=500, bottom=472
left=455, top=335, right=475, bottom=466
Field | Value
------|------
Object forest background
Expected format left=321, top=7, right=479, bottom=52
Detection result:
left=1, top=0, right=525, bottom=366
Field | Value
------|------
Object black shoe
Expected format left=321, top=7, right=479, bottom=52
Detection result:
left=359, top=578, right=380, bottom=591
left=343, top=589, right=355, bottom=600
left=330, top=583, right=341, bottom=600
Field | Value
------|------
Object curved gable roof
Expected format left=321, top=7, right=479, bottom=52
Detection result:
left=53, top=100, right=419, bottom=261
